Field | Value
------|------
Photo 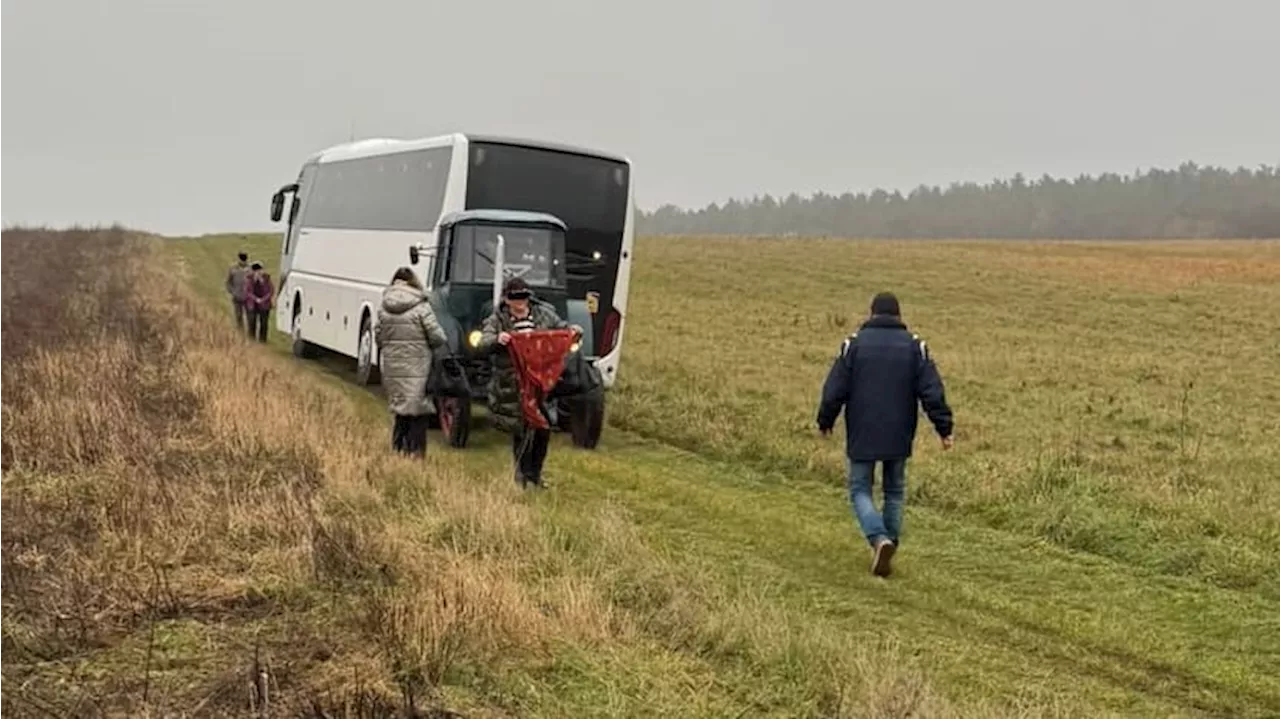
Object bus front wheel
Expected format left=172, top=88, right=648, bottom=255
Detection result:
left=354, top=315, right=380, bottom=386
left=291, top=302, right=317, bottom=359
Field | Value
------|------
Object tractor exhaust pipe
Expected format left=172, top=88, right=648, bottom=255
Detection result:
left=492, top=234, right=506, bottom=310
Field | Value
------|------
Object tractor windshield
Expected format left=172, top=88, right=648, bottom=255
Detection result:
left=449, top=223, right=566, bottom=289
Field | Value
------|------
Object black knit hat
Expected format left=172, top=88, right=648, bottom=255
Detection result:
left=870, top=292, right=900, bottom=317
left=504, top=276, right=531, bottom=299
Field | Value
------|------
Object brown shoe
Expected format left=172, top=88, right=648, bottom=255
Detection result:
left=871, top=539, right=896, bottom=577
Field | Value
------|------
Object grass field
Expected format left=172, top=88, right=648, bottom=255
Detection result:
left=4, top=229, right=1278, bottom=717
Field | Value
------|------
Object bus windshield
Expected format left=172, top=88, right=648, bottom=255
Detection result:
left=449, top=224, right=565, bottom=288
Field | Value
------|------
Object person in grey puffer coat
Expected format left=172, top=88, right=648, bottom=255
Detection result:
left=375, top=267, right=448, bottom=457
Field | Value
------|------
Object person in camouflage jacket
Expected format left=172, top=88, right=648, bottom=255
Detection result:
left=478, top=276, right=580, bottom=487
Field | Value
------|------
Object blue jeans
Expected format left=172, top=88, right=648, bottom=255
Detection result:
left=847, top=458, right=907, bottom=547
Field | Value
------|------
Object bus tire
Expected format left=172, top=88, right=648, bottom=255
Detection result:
left=354, top=313, right=380, bottom=386
left=291, top=301, right=318, bottom=359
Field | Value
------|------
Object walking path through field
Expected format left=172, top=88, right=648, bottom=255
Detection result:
left=546, top=434, right=1278, bottom=717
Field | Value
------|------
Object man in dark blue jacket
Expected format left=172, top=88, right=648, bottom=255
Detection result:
left=817, top=292, right=954, bottom=577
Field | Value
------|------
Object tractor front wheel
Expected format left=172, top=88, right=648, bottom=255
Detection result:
left=568, top=392, right=605, bottom=449
left=434, top=395, right=471, bottom=448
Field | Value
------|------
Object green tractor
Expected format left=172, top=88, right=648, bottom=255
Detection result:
left=409, top=209, right=607, bottom=449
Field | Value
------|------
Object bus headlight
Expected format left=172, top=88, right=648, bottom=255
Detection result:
left=468, top=330, right=482, bottom=348
left=569, top=341, right=580, bottom=354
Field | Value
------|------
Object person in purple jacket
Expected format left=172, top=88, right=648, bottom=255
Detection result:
left=243, top=262, right=274, bottom=343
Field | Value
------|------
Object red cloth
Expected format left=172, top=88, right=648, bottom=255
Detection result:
left=506, top=329, right=579, bottom=429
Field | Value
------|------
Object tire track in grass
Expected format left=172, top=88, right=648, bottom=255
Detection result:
left=545, top=438, right=1279, bottom=718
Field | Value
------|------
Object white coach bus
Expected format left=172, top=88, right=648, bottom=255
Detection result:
left=268, top=133, right=634, bottom=392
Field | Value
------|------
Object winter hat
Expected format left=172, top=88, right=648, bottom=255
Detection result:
left=504, top=276, right=532, bottom=299
left=870, top=292, right=900, bottom=317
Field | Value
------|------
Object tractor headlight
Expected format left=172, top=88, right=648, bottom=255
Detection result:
left=468, top=330, right=482, bottom=348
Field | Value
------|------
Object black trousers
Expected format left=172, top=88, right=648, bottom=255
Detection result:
left=512, top=425, right=551, bottom=485
left=247, top=309, right=270, bottom=342
left=392, top=414, right=429, bottom=457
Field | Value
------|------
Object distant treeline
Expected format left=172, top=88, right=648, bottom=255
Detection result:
left=637, top=163, right=1280, bottom=239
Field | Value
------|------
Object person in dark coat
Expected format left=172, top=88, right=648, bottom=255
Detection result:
left=816, top=291, right=954, bottom=578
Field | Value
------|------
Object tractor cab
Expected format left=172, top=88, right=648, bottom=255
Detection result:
left=409, top=209, right=605, bottom=449
left=415, top=209, right=582, bottom=354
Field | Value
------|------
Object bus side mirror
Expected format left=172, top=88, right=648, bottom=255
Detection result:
left=409, top=246, right=420, bottom=265
left=270, top=192, right=284, bottom=222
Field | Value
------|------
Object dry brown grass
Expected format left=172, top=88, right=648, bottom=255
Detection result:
left=3, top=228, right=1017, bottom=717
left=0, top=228, right=587, bottom=715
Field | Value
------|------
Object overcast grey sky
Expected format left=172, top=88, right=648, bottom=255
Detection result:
left=3, top=0, right=1277, bottom=235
